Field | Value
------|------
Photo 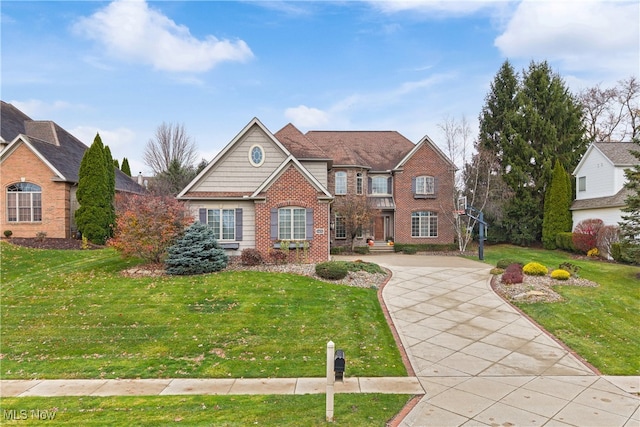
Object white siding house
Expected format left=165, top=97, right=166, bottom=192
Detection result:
left=571, top=142, right=638, bottom=229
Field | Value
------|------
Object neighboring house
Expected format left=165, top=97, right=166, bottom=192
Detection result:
left=0, top=101, right=145, bottom=239
left=571, top=142, right=638, bottom=229
left=177, top=117, right=456, bottom=263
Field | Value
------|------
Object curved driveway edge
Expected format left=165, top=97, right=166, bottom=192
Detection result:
left=336, top=254, right=640, bottom=427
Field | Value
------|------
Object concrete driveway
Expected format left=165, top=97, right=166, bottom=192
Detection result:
left=336, top=254, right=640, bottom=427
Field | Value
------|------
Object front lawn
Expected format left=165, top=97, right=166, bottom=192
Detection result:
left=0, top=242, right=406, bottom=380
left=0, top=394, right=412, bottom=426
left=480, top=244, right=640, bottom=375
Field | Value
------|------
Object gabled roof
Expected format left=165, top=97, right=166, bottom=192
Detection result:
left=0, top=101, right=31, bottom=143
left=395, top=134, right=456, bottom=170
left=0, top=101, right=144, bottom=193
left=594, top=142, right=638, bottom=166
left=178, top=117, right=292, bottom=198
left=574, top=142, right=639, bottom=174
left=305, top=130, right=416, bottom=171
left=274, top=123, right=330, bottom=161
left=251, top=155, right=333, bottom=200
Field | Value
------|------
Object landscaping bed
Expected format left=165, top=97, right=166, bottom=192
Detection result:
left=492, top=273, right=598, bottom=303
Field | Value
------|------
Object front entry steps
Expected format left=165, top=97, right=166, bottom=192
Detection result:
left=368, top=241, right=395, bottom=254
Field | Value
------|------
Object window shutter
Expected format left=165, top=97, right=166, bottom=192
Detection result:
left=306, top=208, right=314, bottom=240
left=411, top=177, right=416, bottom=194
left=387, top=177, right=392, bottom=194
left=270, top=208, right=278, bottom=240
left=434, top=177, right=439, bottom=196
left=235, top=208, right=243, bottom=241
left=368, top=177, right=372, bottom=194
left=199, top=208, right=206, bottom=224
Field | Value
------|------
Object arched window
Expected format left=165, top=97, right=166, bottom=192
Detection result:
left=356, top=172, right=363, bottom=195
left=411, top=211, right=437, bottom=237
left=7, top=182, right=42, bottom=222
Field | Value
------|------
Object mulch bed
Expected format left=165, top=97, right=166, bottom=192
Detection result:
left=3, top=237, right=103, bottom=250
left=492, top=273, right=599, bottom=303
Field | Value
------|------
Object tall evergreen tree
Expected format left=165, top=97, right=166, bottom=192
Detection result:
left=75, top=134, right=110, bottom=244
left=477, top=60, right=587, bottom=245
left=121, top=157, right=132, bottom=177
left=103, top=144, right=116, bottom=237
left=542, top=160, right=572, bottom=249
left=619, top=140, right=640, bottom=263
left=113, top=159, right=120, bottom=169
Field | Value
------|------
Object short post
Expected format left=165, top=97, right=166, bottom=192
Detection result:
left=326, top=340, right=335, bottom=422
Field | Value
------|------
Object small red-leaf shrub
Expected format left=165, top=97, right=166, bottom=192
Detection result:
left=268, top=249, right=287, bottom=264
left=501, top=263, right=524, bottom=285
left=572, top=219, right=604, bottom=254
left=241, top=248, right=263, bottom=266
left=109, top=193, right=193, bottom=263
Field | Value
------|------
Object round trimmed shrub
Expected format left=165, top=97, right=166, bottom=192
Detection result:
left=523, top=262, right=548, bottom=276
left=501, top=263, right=523, bottom=284
left=241, top=248, right=263, bottom=266
left=551, top=269, right=571, bottom=280
left=315, top=262, right=348, bottom=280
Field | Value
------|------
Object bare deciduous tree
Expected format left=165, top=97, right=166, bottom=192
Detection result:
left=579, top=76, right=639, bottom=142
left=144, top=122, right=198, bottom=175
left=332, top=194, right=378, bottom=252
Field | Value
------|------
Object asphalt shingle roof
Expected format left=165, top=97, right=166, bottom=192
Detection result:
left=274, top=124, right=329, bottom=160
left=1, top=101, right=144, bottom=193
left=595, top=142, right=639, bottom=166
left=304, top=130, right=416, bottom=171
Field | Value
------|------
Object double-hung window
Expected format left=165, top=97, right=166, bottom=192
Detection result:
left=411, top=211, right=438, bottom=237
left=335, top=171, right=347, bottom=195
left=356, top=173, right=363, bottom=195
left=207, top=209, right=235, bottom=240
left=7, top=182, right=42, bottom=222
left=279, top=207, right=306, bottom=240
left=415, top=176, right=435, bottom=195
left=335, top=214, right=346, bottom=239
left=371, top=176, right=389, bottom=194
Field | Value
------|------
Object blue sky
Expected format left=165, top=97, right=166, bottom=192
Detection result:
left=2, top=1, right=638, bottom=175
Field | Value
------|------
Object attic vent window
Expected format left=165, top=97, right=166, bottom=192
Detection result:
left=249, top=144, right=264, bottom=167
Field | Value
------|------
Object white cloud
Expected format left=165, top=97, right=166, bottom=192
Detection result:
left=73, top=0, right=253, bottom=73
left=284, top=105, right=331, bottom=127
left=69, top=126, right=137, bottom=151
left=10, top=99, right=79, bottom=118
left=369, top=0, right=501, bottom=16
left=495, top=0, right=639, bottom=76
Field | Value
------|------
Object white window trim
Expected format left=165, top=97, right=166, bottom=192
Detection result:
left=371, top=176, right=389, bottom=195
left=416, top=176, right=435, bottom=195
left=207, top=208, right=236, bottom=241
left=335, top=171, right=347, bottom=195
left=279, top=207, right=306, bottom=240
left=411, top=211, right=438, bottom=238
left=248, top=144, right=265, bottom=167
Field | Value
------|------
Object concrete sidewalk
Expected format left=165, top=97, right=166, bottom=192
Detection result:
left=1, top=376, right=424, bottom=397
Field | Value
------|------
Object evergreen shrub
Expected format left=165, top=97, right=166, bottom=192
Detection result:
left=523, top=262, right=548, bottom=276
left=315, top=262, right=348, bottom=280
left=555, top=232, right=576, bottom=252
left=551, top=269, right=571, bottom=280
left=330, top=246, right=345, bottom=255
left=165, top=223, right=228, bottom=275
left=353, top=246, right=370, bottom=255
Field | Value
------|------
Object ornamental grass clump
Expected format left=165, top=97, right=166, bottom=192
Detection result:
left=501, top=263, right=523, bottom=285
left=165, top=222, right=228, bottom=275
left=551, top=269, right=571, bottom=280
left=523, top=262, right=548, bottom=276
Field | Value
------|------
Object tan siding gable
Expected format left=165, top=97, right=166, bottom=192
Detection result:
left=300, top=161, right=328, bottom=188
left=191, top=126, right=288, bottom=193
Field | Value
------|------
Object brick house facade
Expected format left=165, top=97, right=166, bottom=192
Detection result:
left=178, top=118, right=456, bottom=262
left=0, top=101, right=144, bottom=239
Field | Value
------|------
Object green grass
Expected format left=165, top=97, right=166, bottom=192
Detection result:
left=0, top=394, right=412, bottom=426
left=0, top=242, right=405, bottom=380
left=479, top=244, right=640, bottom=375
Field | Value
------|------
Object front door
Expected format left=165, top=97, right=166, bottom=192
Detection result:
left=374, top=216, right=384, bottom=240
